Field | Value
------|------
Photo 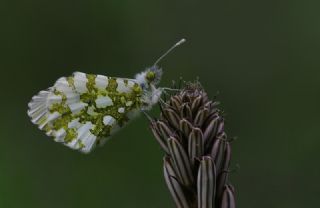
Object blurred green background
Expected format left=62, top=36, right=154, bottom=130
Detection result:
left=1, top=0, right=319, bottom=207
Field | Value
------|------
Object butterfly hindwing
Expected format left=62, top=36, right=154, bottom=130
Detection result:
left=28, top=72, right=143, bottom=153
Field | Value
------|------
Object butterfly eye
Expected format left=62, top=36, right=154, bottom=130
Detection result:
left=146, top=71, right=156, bottom=83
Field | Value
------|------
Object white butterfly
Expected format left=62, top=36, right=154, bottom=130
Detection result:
left=27, top=39, right=186, bottom=153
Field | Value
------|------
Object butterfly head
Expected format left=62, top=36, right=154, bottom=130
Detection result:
left=135, top=65, right=163, bottom=88
left=146, top=65, right=163, bottom=85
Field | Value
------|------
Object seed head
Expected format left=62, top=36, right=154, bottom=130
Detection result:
left=150, top=82, right=236, bottom=208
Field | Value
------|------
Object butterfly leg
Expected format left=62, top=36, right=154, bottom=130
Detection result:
left=160, top=87, right=181, bottom=92
left=141, top=110, right=153, bottom=122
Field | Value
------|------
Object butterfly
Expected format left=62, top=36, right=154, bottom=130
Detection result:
left=27, top=39, right=186, bottom=153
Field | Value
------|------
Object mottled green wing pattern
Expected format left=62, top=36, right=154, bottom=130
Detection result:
left=28, top=72, right=143, bottom=153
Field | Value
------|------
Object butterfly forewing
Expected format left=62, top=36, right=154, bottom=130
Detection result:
left=28, top=72, right=143, bottom=153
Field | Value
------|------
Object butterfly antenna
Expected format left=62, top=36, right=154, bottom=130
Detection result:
left=153, top=38, right=186, bottom=66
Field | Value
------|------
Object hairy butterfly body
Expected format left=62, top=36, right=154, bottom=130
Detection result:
left=27, top=39, right=185, bottom=153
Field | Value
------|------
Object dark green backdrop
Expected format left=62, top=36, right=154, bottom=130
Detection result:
left=1, top=0, right=319, bottom=207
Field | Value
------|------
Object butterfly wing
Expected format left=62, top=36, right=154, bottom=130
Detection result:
left=28, top=72, right=143, bottom=153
